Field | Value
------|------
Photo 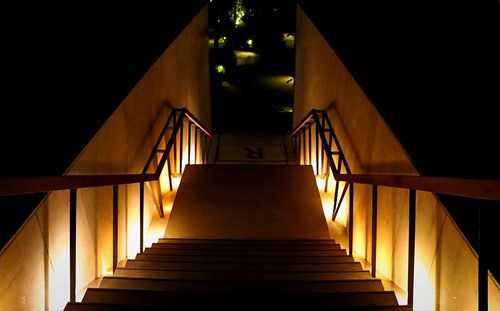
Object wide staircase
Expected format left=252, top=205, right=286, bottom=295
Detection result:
left=64, top=164, right=409, bottom=310
left=2, top=108, right=498, bottom=310
left=65, top=238, right=409, bottom=310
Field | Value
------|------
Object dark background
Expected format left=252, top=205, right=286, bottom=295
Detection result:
left=209, top=0, right=296, bottom=132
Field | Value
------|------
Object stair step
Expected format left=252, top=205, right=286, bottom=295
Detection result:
left=112, top=268, right=373, bottom=281
left=125, top=260, right=363, bottom=272
left=135, top=253, right=354, bottom=263
left=82, top=289, right=400, bottom=308
left=150, top=242, right=342, bottom=251
left=70, top=238, right=404, bottom=310
left=66, top=302, right=412, bottom=311
left=141, top=247, right=347, bottom=257
left=98, top=278, right=385, bottom=292
left=158, top=238, right=338, bottom=245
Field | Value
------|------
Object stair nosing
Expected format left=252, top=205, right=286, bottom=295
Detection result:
left=140, top=251, right=348, bottom=258
left=127, top=259, right=357, bottom=266
left=115, top=267, right=369, bottom=274
left=100, top=276, right=381, bottom=284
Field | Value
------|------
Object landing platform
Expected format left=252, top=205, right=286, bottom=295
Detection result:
left=165, top=164, right=329, bottom=239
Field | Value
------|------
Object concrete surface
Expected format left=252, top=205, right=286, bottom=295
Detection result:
left=166, top=165, right=329, bottom=239
left=214, top=132, right=291, bottom=164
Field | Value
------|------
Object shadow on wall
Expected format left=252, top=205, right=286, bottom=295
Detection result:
left=325, top=103, right=413, bottom=174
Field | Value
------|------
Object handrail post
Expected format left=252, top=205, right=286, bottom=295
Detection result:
left=321, top=112, right=326, bottom=176
left=372, top=185, right=377, bottom=278
left=194, top=128, right=198, bottom=165
left=332, top=177, right=340, bottom=220
left=315, top=121, right=319, bottom=175
left=179, top=118, right=184, bottom=174
left=139, top=181, right=144, bottom=252
left=69, top=188, right=77, bottom=303
left=203, top=135, right=209, bottom=164
left=348, top=182, right=354, bottom=256
left=308, top=123, right=312, bottom=165
left=167, top=157, right=173, bottom=191
left=188, top=121, right=192, bottom=165
left=408, top=189, right=416, bottom=306
left=478, top=206, right=488, bottom=311
left=301, top=128, right=305, bottom=165
left=173, top=112, right=178, bottom=174
left=112, top=185, right=118, bottom=272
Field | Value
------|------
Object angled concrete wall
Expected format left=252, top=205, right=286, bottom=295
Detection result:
left=294, top=5, right=500, bottom=311
left=0, top=5, right=210, bottom=311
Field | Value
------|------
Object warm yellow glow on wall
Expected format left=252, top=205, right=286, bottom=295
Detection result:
left=316, top=175, right=332, bottom=217
left=376, top=242, right=393, bottom=285
left=49, top=255, right=70, bottom=311
left=413, top=262, right=435, bottom=311
left=100, top=256, right=113, bottom=277
left=315, top=173, right=348, bottom=227
left=335, top=183, right=348, bottom=227
left=159, top=166, right=171, bottom=196
left=127, top=192, right=140, bottom=258
left=145, top=218, right=168, bottom=249
left=181, top=145, right=190, bottom=172
left=489, top=275, right=500, bottom=310
left=162, top=174, right=182, bottom=216
left=171, top=175, right=181, bottom=190
left=354, top=229, right=367, bottom=262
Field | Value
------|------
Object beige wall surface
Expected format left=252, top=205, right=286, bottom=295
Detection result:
left=294, top=6, right=499, bottom=311
left=166, top=165, right=330, bottom=239
left=0, top=6, right=210, bottom=311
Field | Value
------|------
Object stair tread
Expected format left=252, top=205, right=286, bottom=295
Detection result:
left=98, top=278, right=385, bottom=292
left=125, top=260, right=363, bottom=272
left=83, top=288, right=400, bottom=307
left=151, top=242, right=342, bottom=250
left=72, top=238, right=403, bottom=310
left=142, top=247, right=347, bottom=257
left=112, top=268, right=373, bottom=281
left=158, top=238, right=338, bottom=245
left=135, top=253, right=354, bottom=263
left=66, top=302, right=411, bottom=311
left=158, top=238, right=337, bottom=245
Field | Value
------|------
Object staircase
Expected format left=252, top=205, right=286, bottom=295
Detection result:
left=62, top=164, right=409, bottom=310
left=65, top=238, right=410, bottom=310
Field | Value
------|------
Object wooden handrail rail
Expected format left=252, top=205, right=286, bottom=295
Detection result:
left=334, top=173, right=500, bottom=201
left=291, top=110, right=495, bottom=309
left=0, top=174, right=158, bottom=196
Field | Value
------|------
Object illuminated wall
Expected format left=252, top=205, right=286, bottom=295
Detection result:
left=294, top=5, right=500, bottom=311
left=0, top=5, right=210, bottom=311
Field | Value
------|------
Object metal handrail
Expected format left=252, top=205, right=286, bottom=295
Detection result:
left=290, top=109, right=315, bottom=136
left=184, top=109, right=213, bottom=138
left=0, top=108, right=212, bottom=197
left=335, top=173, right=500, bottom=201
left=0, top=174, right=157, bottom=196
left=290, top=109, right=351, bottom=221
left=292, top=109, right=499, bottom=310
left=0, top=107, right=212, bottom=304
